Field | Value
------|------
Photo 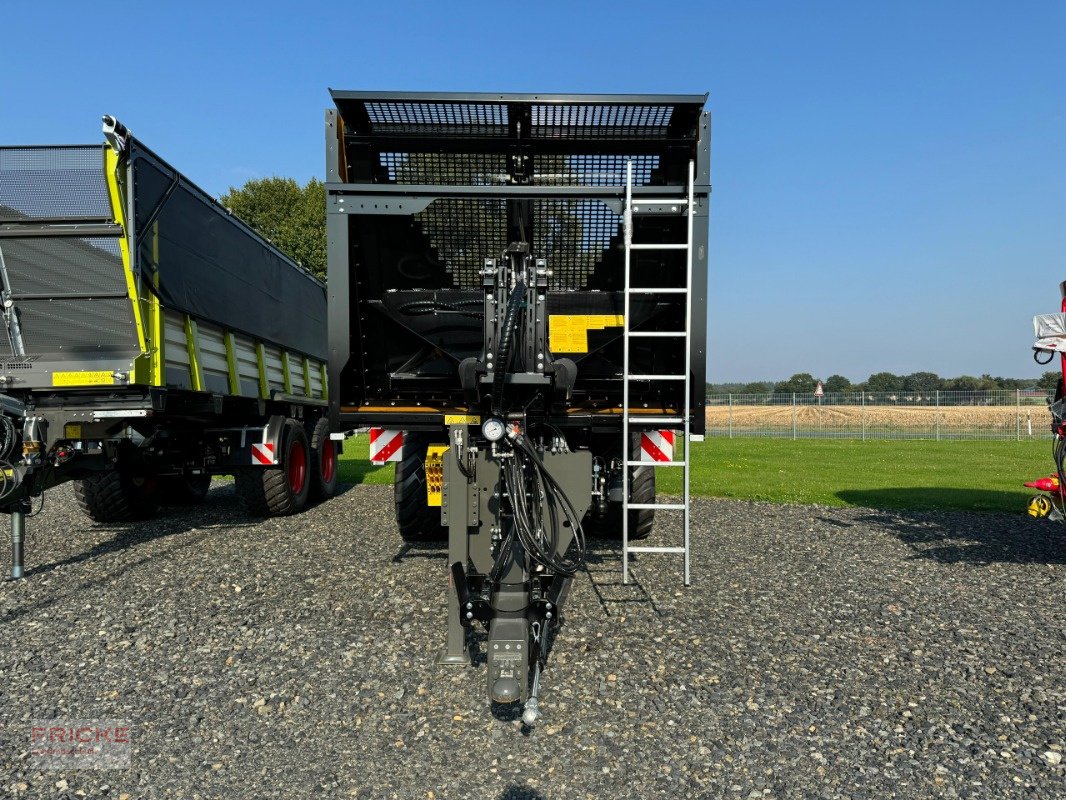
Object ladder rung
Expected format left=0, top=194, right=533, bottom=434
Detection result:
left=627, top=546, right=687, bottom=554
left=630, top=243, right=688, bottom=251
left=629, top=331, right=687, bottom=337
left=627, top=502, right=685, bottom=510
left=627, top=374, right=686, bottom=380
left=625, top=287, right=687, bottom=294
left=632, top=198, right=688, bottom=206
left=626, top=460, right=687, bottom=467
left=623, top=416, right=684, bottom=424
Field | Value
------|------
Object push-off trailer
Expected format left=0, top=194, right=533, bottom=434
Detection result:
left=326, top=91, right=710, bottom=721
left=0, top=118, right=337, bottom=578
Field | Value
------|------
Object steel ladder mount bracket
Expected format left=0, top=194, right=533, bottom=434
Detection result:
left=621, top=160, right=695, bottom=586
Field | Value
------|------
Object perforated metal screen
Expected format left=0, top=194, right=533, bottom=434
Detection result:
left=364, top=101, right=509, bottom=137
left=0, top=146, right=110, bottom=220
left=380, top=152, right=509, bottom=186
left=376, top=152, right=660, bottom=188
left=533, top=200, right=621, bottom=290
left=530, top=104, right=674, bottom=139
left=0, top=237, right=124, bottom=295
left=411, top=198, right=621, bottom=290
left=414, top=198, right=509, bottom=287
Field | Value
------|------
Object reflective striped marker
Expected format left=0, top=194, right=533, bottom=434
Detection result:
left=640, top=430, right=675, bottom=462
left=369, top=428, right=404, bottom=464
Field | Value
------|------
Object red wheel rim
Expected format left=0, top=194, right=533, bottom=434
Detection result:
left=288, top=439, right=307, bottom=494
left=321, top=440, right=336, bottom=483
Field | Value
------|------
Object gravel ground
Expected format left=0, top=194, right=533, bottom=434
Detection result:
left=0, top=481, right=1064, bottom=799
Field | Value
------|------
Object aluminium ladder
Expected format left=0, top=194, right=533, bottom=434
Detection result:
left=621, top=159, right=695, bottom=586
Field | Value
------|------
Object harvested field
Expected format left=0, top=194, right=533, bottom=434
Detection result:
left=706, top=404, right=1051, bottom=438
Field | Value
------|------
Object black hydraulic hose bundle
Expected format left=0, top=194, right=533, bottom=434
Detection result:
left=499, top=430, right=586, bottom=576
left=491, top=281, right=527, bottom=417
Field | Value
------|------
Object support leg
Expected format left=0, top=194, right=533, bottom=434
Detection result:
left=438, top=578, right=470, bottom=665
left=438, top=444, right=470, bottom=665
left=9, top=501, right=27, bottom=580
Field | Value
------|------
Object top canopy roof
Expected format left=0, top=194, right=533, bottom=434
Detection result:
left=329, top=90, right=708, bottom=143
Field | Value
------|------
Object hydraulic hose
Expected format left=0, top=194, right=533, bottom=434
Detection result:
left=491, top=281, right=527, bottom=416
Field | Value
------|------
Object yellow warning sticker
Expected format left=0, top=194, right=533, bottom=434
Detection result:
left=52, top=371, right=115, bottom=387
left=549, top=315, right=625, bottom=353
left=64, top=424, right=83, bottom=439
left=444, top=414, right=481, bottom=425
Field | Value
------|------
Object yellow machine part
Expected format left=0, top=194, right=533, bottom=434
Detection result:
left=425, top=445, right=449, bottom=507
left=1027, top=495, right=1053, bottom=518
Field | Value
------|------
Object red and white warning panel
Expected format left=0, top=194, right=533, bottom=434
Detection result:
left=640, top=430, right=676, bottom=463
left=251, top=442, right=276, bottom=465
left=369, top=428, right=404, bottom=464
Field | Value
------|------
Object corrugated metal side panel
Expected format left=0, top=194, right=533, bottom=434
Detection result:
left=163, top=309, right=191, bottom=388
left=308, top=359, right=324, bottom=398
left=290, top=354, right=307, bottom=396
left=232, top=332, right=261, bottom=397
left=197, top=322, right=230, bottom=395
left=263, top=345, right=285, bottom=393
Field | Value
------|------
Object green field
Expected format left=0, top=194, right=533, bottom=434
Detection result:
left=338, top=436, right=1051, bottom=514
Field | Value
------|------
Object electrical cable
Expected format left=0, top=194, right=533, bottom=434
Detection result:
left=397, top=300, right=483, bottom=318
left=496, top=429, right=586, bottom=576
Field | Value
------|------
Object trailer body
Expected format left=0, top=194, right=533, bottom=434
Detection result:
left=0, top=119, right=337, bottom=576
left=326, top=91, right=710, bottom=720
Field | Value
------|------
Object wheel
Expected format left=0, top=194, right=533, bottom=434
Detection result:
left=394, top=432, right=446, bottom=542
left=308, top=416, right=338, bottom=501
left=158, top=473, right=212, bottom=505
left=73, top=470, right=161, bottom=522
left=235, top=419, right=311, bottom=516
left=583, top=464, right=656, bottom=540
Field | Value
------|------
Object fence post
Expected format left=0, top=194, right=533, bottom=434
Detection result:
left=792, top=392, right=797, bottom=440
left=1016, top=389, right=1021, bottom=441
left=935, top=390, right=940, bottom=441
left=728, top=393, right=733, bottom=439
left=861, top=390, right=866, bottom=441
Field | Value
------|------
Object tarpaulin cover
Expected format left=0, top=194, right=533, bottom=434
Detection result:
left=130, top=142, right=326, bottom=360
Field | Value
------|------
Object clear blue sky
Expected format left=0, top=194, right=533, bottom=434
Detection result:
left=3, top=1, right=1063, bottom=383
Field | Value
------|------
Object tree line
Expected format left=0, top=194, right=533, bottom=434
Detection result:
left=708, top=371, right=1061, bottom=395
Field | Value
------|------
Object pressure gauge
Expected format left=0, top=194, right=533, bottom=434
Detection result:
left=482, top=417, right=506, bottom=442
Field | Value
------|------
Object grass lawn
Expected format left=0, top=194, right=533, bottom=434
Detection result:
left=338, top=436, right=1052, bottom=514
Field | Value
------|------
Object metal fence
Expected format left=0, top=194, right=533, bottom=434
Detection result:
left=705, top=390, right=1052, bottom=440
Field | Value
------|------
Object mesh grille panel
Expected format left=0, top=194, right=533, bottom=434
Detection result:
left=365, top=102, right=508, bottom=137
left=533, top=154, right=659, bottom=186
left=0, top=146, right=110, bottom=220
left=0, top=237, right=124, bottom=295
left=414, top=199, right=508, bottom=286
left=376, top=152, right=659, bottom=187
left=379, top=152, right=508, bottom=185
left=17, top=297, right=135, bottom=353
left=411, top=199, right=621, bottom=289
left=531, top=104, right=674, bottom=139
left=534, top=200, right=620, bottom=290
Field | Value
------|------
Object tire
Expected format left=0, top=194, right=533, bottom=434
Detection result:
left=73, top=470, right=161, bottom=523
left=308, top=416, right=338, bottom=501
left=394, top=432, right=446, bottom=542
left=584, top=465, right=656, bottom=540
left=235, top=419, right=311, bottom=516
left=158, top=473, right=212, bottom=505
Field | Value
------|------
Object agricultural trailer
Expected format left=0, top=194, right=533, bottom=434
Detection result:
left=0, top=117, right=338, bottom=578
left=326, top=91, right=710, bottom=722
